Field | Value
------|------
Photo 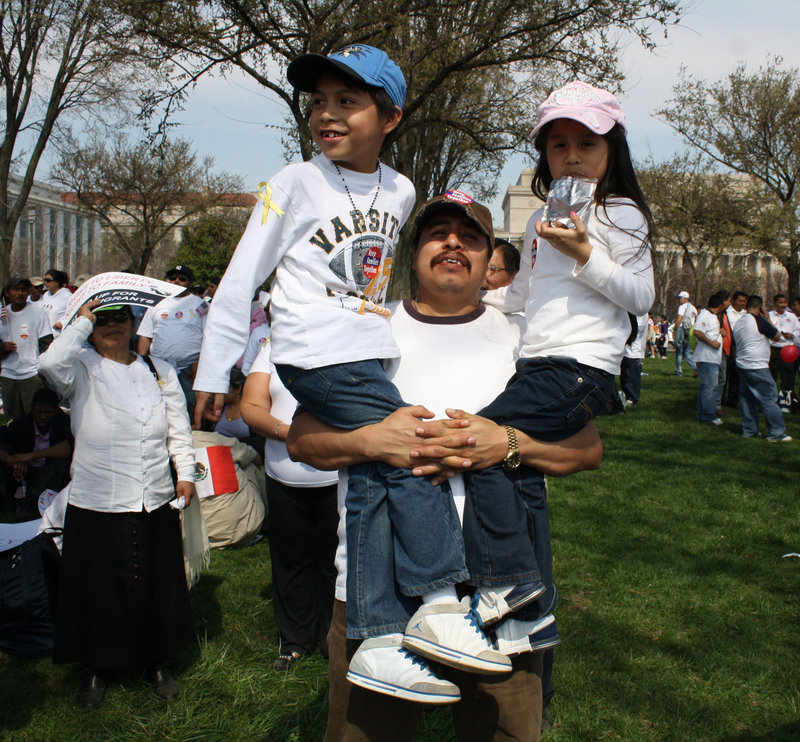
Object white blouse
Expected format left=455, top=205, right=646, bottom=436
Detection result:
left=39, top=316, right=196, bottom=513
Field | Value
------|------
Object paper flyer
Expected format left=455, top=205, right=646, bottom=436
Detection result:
left=61, top=272, right=184, bottom=327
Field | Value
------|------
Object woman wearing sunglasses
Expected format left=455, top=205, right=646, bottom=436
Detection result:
left=39, top=301, right=196, bottom=710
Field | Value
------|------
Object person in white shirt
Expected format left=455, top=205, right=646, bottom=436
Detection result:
left=732, top=295, right=791, bottom=442
left=620, top=313, right=648, bottom=405
left=39, top=301, right=196, bottom=709
left=241, top=342, right=339, bottom=673
left=693, top=293, right=725, bottom=425
left=287, top=197, right=602, bottom=740
left=722, top=291, right=748, bottom=407
left=768, top=293, right=800, bottom=405
left=137, top=265, right=208, bottom=411
left=672, top=290, right=697, bottom=377
left=40, top=269, right=72, bottom=333
left=1, top=276, right=52, bottom=420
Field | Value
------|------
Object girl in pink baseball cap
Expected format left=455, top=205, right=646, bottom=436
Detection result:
left=468, top=82, right=656, bottom=623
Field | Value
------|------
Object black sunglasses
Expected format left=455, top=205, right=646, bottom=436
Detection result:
left=94, top=311, right=131, bottom=327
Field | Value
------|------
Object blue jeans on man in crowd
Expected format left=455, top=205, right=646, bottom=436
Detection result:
left=674, top=326, right=696, bottom=375
left=463, top=357, right=614, bottom=587
left=696, top=361, right=721, bottom=422
left=276, top=359, right=471, bottom=639
left=737, top=366, right=786, bottom=438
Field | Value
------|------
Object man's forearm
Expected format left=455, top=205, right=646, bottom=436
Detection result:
left=286, top=413, right=373, bottom=470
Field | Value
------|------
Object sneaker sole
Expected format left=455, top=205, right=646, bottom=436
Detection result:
left=477, top=583, right=547, bottom=629
left=401, top=636, right=511, bottom=675
left=346, top=669, right=460, bottom=704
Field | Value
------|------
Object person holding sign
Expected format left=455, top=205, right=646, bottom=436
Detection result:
left=39, top=300, right=196, bottom=710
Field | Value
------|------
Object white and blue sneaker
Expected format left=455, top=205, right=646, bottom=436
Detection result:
left=402, top=597, right=512, bottom=675
left=347, top=635, right=460, bottom=704
left=487, top=615, right=561, bottom=656
left=471, top=582, right=546, bottom=629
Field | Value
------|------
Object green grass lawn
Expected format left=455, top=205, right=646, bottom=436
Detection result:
left=2, top=357, right=799, bottom=741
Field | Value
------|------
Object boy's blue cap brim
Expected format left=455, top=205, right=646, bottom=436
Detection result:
left=288, top=44, right=406, bottom=110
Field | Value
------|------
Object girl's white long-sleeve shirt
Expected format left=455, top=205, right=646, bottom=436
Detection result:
left=484, top=199, right=655, bottom=375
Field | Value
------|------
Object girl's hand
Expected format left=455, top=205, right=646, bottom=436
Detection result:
left=535, top=211, right=593, bottom=266
left=77, top=299, right=103, bottom=323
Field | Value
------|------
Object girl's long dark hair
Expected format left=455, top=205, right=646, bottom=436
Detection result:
left=531, top=122, right=656, bottom=249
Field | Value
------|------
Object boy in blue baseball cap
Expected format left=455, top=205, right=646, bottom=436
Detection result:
left=194, top=45, right=508, bottom=700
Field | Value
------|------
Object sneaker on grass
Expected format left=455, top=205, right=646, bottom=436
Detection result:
left=766, top=434, right=792, bottom=443
left=471, top=581, right=546, bottom=629
left=346, top=635, right=460, bottom=704
left=487, top=615, right=561, bottom=656
left=402, top=597, right=511, bottom=675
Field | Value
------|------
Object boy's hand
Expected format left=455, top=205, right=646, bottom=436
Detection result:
left=2, top=341, right=17, bottom=353
left=535, top=211, right=593, bottom=266
left=194, top=391, right=225, bottom=428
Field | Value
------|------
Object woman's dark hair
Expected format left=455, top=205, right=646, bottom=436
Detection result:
left=229, top=367, right=246, bottom=391
left=494, top=240, right=521, bottom=274
left=45, top=268, right=69, bottom=288
left=530, top=122, right=656, bottom=250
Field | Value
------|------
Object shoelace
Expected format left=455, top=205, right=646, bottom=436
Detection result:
left=401, top=648, right=429, bottom=669
left=465, top=605, right=489, bottom=639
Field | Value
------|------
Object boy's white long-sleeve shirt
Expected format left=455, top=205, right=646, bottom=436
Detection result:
left=194, top=155, right=416, bottom=394
left=483, top=199, right=655, bottom=375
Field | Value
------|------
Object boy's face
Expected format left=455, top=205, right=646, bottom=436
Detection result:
left=309, top=72, right=401, bottom=173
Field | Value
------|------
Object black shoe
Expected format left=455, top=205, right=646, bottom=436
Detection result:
left=149, top=666, right=178, bottom=700
left=79, top=672, right=106, bottom=710
left=273, top=651, right=301, bottom=671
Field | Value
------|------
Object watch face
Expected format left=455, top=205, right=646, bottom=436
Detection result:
left=505, top=451, right=521, bottom=470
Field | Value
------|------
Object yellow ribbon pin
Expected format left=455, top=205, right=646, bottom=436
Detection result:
left=257, top=182, right=285, bottom=225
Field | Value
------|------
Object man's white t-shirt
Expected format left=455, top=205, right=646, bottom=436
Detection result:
left=333, top=300, right=519, bottom=602
left=733, top=313, right=779, bottom=370
left=693, top=308, right=722, bottom=364
left=138, top=293, right=208, bottom=371
left=0, top=302, right=51, bottom=379
left=768, top=309, right=800, bottom=349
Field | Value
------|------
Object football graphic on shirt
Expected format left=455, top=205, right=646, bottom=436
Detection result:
left=328, top=235, right=393, bottom=299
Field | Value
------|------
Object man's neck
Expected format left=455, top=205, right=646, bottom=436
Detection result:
left=413, top=291, right=481, bottom=317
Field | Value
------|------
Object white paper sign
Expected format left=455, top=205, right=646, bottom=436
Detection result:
left=61, top=272, right=184, bottom=328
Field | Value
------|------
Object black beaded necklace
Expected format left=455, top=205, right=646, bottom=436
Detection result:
left=333, top=160, right=382, bottom=215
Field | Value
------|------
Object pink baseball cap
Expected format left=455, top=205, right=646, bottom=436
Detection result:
left=530, top=81, right=626, bottom=138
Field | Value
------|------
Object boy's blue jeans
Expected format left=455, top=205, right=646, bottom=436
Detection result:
left=464, top=357, right=613, bottom=585
left=276, top=360, right=470, bottom=639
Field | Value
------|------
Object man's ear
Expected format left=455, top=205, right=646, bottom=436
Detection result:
left=382, top=106, right=403, bottom=135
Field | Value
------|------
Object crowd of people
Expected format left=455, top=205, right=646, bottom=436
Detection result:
left=1, top=41, right=798, bottom=742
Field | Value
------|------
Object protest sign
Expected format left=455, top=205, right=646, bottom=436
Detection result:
left=61, top=272, right=184, bottom=327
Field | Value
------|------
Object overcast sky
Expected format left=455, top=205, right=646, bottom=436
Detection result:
left=45, top=0, right=800, bottom=225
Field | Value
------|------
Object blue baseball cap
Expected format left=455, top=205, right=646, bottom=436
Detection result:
left=287, top=44, right=406, bottom=110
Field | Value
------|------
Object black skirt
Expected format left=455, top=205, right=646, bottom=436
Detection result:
left=54, top=502, right=194, bottom=670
